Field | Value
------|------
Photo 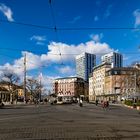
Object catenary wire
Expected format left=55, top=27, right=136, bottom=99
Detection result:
left=0, top=48, right=140, bottom=55
left=48, top=0, right=64, bottom=66
left=1, top=19, right=140, bottom=30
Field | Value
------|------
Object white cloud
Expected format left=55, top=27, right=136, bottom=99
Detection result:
left=133, top=9, right=140, bottom=27
left=0, top=3, right=14, bottom=21
left=0, top=39, right=114, bottom=90
left=30, top=35, right=46, bottom=45
left=0, top=39, right=113, bottom=78
left=0, top=51, right=49, bottom=77
left=90, top=33, right=103, bottom=42
left=42, top=40, right=113, bottom=63
left=56, top=66, right=75, bottom=74
left=69, top=16, right=81, bottom=24
left=30, top=35, right=46, bottom=41
left=36, top=42, right=45, bottom=46
left=94, top=16, right=99, bottom=21
left=39, top=75, right=60, bottom=91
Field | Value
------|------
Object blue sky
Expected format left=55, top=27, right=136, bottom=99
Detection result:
left=0, top=0, right=140, bottom=89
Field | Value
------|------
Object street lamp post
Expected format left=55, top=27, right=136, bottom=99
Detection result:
left=23, top=53, right=26, bottom=104
left=134, top=73, right=137, bottom=103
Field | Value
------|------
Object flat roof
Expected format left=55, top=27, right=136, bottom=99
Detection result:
left=55, top=76, right=84, bottom=80
left=93, top=62, right=111, bottom=70
left=106, top=67, right=138, bottom=72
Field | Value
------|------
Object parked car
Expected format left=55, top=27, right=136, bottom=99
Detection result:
left=63, top=98, right=72, bottom=104
left=49, top=97, right=57, bottom=105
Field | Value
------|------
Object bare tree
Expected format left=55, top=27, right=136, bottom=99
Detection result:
left=0, top=70, right=20, bottom=103
left=26, top=78, right=41, bottom=102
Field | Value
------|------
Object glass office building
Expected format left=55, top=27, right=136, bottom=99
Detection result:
left=101, top=52, right=123, bottom=68
left=76, top=53, right=96, bottom=81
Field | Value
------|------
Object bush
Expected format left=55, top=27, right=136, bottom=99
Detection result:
left=124, top=100, right=133, bottom=106
left=136, top=101, right=140, bottom=106
left=124, top=100, right=140, bottom=107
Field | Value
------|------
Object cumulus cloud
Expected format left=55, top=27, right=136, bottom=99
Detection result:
left=56, top=66, right=75, bottom=74
left=0, top=39, right=113, bottom=77
left=0, top=51, right=49, bottom=77
left=38, top=74, right=60, bottom=91
left=133, top=9, right=140, bottom=27
left=0, top=3, right=14, bottom=21
left=43, top=40, right=112, bottom=63
left=0, top=39, right=114, bottom=90
left=30, top=35, right=46, bottom=45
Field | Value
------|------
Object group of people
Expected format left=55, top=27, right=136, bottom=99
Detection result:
left=77, top=98, right=110, bottom=108
left=95, top=100, right=109, bottom=109
left=101, top=100, right=109, bottom=109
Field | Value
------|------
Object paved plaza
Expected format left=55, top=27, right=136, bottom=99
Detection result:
left=0, top=103, right=140, bottom=140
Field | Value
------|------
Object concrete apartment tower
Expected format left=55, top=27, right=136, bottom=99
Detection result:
left=76, top=52, right=96, bottom=81
left=101, top=52, right=123, bottom=68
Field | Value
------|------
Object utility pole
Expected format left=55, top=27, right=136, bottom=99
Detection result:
left=23, top=53, right=27, bottom=104
left=39, top=72, right=42, bottom=102
left=134, top=72, right=137, bottom=102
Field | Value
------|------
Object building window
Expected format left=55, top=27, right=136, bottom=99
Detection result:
left=121, top=71, right=126, bottom=74
left=114, top=71, right=118, bottom=75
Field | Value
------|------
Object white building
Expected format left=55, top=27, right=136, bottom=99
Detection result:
left=89, top=76, right=94, bottom=101
left=101, top=52, right=123, bottom=68
left=92, top=63, right=111, bottom=101
left=76, top=52, right=96, bottom=81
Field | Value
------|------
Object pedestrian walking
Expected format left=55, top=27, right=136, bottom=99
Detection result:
left=102, top=101, right=107, bottom=109
left=102, top=101, right=109, bottom=110
left=95, top=100, right=98, bottom=106
left=103, top=101, right=105, bottom=108
left=106, top=101, right=109, bottom=108
left=79, top=99, right=83, bottom=107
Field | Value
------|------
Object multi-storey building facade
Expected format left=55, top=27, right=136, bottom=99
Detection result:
left=89, top=76, right=94, bottom=101
left=105, top=67, right=140, bottom=101
left=101, top=52, right=123, bottom=68
left=76, top=52, right=96, bottom=81
left=0, top=82, right=30, bottom=103
left=89, top=65, right=140, bottom=102
left=0, top=86, right=9, bottom=102
left=53, top=77, right=88, bottom=98
left=89, top=63, right=111, bottom=101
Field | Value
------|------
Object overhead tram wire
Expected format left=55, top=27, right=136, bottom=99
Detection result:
left=57, top=27, right=140, bottom=31
left=0, top=48, right=71, bottom=68
left=1, top=19, right=140, bottom=31
left=0, top=47, right=61, bottom=55
left=0, top=53, right=66, bottom=70
left=49, top=0, right=64, bottom=66
left=0, top=19, right=53, bottom=30
left=0, top=48, right=140, bottom=56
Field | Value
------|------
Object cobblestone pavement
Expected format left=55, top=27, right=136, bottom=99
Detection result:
left=0, top=103, right=140, bottom=140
